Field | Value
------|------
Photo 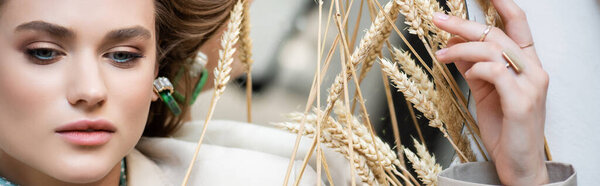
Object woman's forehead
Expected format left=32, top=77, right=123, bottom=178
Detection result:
left=0, top=0, right=156, bottom=37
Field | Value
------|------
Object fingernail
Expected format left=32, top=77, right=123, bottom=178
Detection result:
left=464, top=70, right=472, bottom=79
left=434, top=12, right=449, bottom=21
left=435, top=48, right=447, bottom=57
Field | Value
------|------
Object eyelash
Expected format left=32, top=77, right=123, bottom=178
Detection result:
left=25, top=48, right=65, bottom=64
left=103, top=51, right=145, bottom=67
left=25, top=48, right=144, bottom=67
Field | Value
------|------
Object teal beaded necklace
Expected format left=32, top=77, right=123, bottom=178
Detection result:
left=0, top=159, right=127, bottom=186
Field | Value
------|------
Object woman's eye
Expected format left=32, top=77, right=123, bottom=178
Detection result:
left=26, top=48, right=62, bottom=62
left=105, top=52, right=143, bottom=63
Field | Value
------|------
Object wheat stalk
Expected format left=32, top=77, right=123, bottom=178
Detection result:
left=397, top=0, right=426, bottom=39
left=324, top=0, right=400, bottom=118
left=239, top=0, right=254, bottom=123
left=275, top=114, right=379, bottom=185
left=380, top=58, right=443, bottom=130
left=392, top=48, right=436, bottom=102
left=403, top=139, right=442, bottom=186
left=380, top=58, right=469, bottom=162
left=356, top=0, right=401, bottom=85
left=414, top=0, right=451, bottom=49
left=181, top=1, right=243, bottom=185
left=393, top=48, right=476, bottom=162
left=283, top=107, right=421, bottom=186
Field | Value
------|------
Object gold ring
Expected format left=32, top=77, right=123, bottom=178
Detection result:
left=502, top=49, right=524, bottom=74
left=519, top=42, right=534, bottom=49
left=479, top=25, right=493, bottom=42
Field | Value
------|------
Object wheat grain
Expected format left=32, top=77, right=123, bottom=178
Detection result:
left=324, top=0, right=401, bottom=118
left=392, top=48, right=436, bottom=101
left=239, top=0, right=253, bottom=70
left=239, top=0, right=254, bottom=123
left=213, top=1, right=243, bottom=96
left=404, top=139, right=442, bottom=186
left=182, top=1, right=244, bottom=185
left=414, top=0, right=451, bottom=49
left=447, top=0, right=466, bottom=18
left=397, top=0, right=426, bottom=38
left=356, top=0, right=401, bottom=85
left=380, top=58, right=445, bottom=132
left=275, top=115, right=380, bottom=185
left=283, top=108, right=421, bottom=185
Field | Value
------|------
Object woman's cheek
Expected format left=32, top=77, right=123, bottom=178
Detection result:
left=0, top=50, right=65, bottom=135
left=105, top=62, right=156, bottom=139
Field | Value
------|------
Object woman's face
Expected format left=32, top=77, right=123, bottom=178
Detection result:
left=0, top=0, right=156, bottom=184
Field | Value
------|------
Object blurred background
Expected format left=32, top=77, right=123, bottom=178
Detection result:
left=192, top=0, right=458, bottom=168
left=191, top=0, right=600, bottom=185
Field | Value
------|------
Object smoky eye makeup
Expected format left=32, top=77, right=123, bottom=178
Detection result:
left=102, top=46, right=146, bottom=69
left=23, top=42, right=67, bottom=65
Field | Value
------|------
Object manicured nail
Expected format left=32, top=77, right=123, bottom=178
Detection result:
left=435, top=48, right=447, bottom=57
left=434, top=12, right=449, bottom=21
left=464, top=70, right=471, bottom=79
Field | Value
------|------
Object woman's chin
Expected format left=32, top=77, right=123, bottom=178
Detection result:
left=46, top=157, right=120, bottom=184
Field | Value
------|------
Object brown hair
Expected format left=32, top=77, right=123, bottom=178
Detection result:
left=144, top=0, right=235, bottom=137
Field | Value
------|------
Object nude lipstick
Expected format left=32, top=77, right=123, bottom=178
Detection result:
left=55, top=119, right=116, bottom=146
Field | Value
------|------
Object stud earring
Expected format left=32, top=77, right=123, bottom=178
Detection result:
left=153, top=77, right=182, bottom=115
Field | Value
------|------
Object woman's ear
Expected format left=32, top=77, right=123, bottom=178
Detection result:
left=152, top=90, right=159, bottom=102
left=154, top=61, right=159, bottom=77
left=152, top=62, right=159, bottom=102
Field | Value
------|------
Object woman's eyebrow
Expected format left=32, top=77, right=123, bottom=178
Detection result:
left=15, top=21, right=74, bottom=39
left=104, top=26, right=152, bottom=42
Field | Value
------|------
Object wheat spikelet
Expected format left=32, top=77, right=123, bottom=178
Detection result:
left=414, top=0, right=451, bottom=49
left=239, top=0, right=253, bottom=70
left=437, top=84, right=476, bottom=162
left=429, top=65, right=476, bottom=162
left=238, top=0, right=254, bottom=123
left=182, top=1, right=244, bottom=185
left=325, top=0, right=400, bottom=117
left=380, top=58, right=445, bottom=133
left=356, top=0, right=401, bottom=84
left=382, top=57, right=471, bottom=161
left=392, top=48, right=436, bottom=101
left=285, top=110, right=387, bottom=168
left=404, top=139, right=442, bottom=186
left=391, top=48, right=475, bottom=161
left=397, top=0, right=426, bottom=38
left=333, top=104, right=404, bottom=170
left=213, top=1, right=243, bottom=97
left=275, top=115, right=379, bottom=185
left=447, top=0, right=466, bottom=18
left=324, top=75, right=344, bottom=117
left=284, top=107, right=422, bottom=185
left=280, top=109, right=412, bottom=185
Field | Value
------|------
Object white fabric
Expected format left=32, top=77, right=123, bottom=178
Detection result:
left=127, top=120, right=356, bottom=185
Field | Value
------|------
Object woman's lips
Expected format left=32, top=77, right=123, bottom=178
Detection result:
left=55, top=119, right=116, bottom=146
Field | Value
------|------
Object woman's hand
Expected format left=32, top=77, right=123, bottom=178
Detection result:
left=433, top=0, right=549, bottom=185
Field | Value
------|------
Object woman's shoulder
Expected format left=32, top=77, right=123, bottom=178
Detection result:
left=130, top=137, right=318, bottom=186
left=127, top=120, right=330, bottom=186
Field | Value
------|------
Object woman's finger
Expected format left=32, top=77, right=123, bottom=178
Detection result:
left=434, top=13, right=541, bottom=68
left=434, top=13, right=509, bottom=44
left=490, top=0, right=535, bottom=52
left=444, top=36, right=472, bottom=75
left=446, top=36, right=467, bottom=47
left=465, top=62, right=521, bottom=106
left=436, top=42, right=504, bottom=64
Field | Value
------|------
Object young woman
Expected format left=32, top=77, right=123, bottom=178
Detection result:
left=0, top=0, right=575, bottom=185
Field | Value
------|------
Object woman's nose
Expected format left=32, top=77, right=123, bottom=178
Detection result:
left=66, top=58, right=107, bottom=110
